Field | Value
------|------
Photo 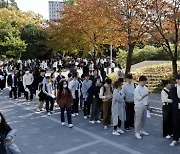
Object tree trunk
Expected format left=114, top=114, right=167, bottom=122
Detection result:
left=172, top=58, right=177, bottom=78
left=125, top=43, right=135, bottom=75
left=93, top=50, right=97, bottom=65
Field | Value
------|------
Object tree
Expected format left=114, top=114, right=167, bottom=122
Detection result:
left=46, top=0, right=114, bottom=60
left=0, top=0, right=18, bottom=9
left=102, top=0, right=149, bottom=74
left=0, top=8, right=44, bottom=58
left=21, top=24, right=50, bottom=59
left=146, top=0, right=180, bottom=77
left=0, top=21, right=26, bottom=58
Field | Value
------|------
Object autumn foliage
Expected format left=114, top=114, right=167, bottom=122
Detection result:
left=46, top=0, right=180, bottom=76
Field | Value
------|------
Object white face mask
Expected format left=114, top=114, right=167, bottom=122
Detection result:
left=25, top=71, right=29, bottom=74
left=63, top=85, right=67, bottom=88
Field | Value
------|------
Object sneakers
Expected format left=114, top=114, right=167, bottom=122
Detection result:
left=68, top=124, right=74, bottom=128
left=135, top=133, right=142, bottom=139
left=37, top=109, right=40, bottom=112
left=72, top=113, right=76, bottom=117
left=125, top=128, right=130, bottom=131
left=75, top=113, right=79, bottom=116
left=112, top=131, right=120, bottom=136
left=61, top=122, right=65, bottom=126
left=104, top=126, right=108, bottom=129
left=140, top=131, right=149, bottom=136
left=96, top=120, right=101, bottom=124
left=165, top=135, right=171, bottom=139
left=117, top=128, right=124, bottom=134
left=89, top=120, right=95, bottom=124
left=47, top=112, right=51, bottom=116
left=170, top=141, right=177, bottom=147
left=84, top=116, right=87, bottom=119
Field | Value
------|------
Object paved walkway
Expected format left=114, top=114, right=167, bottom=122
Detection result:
left=0, top=90, right=180, bottom=154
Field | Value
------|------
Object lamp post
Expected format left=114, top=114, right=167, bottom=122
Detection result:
left=110, top=44, right=112, bottom=63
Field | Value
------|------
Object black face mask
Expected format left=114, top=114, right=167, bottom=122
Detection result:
left=106, top=81, right=112, bottom=85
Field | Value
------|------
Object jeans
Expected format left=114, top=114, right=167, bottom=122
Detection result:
left=125, top=102, right=135, bottom=129
left=25, top=84, right=33, bottom=100
left=84, top=101, right=91, bottom=116
left=72, top=98, right=79, bottom=114
left=90, top=98, right=100, bottom=121
left=61, top=106, right=72, bottom=124
left=45, top=96, right=54, bottom=112
left=9, top=87, right=17, bottom=99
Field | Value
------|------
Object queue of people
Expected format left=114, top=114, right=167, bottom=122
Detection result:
left=0, top=58, right=180, bottom=149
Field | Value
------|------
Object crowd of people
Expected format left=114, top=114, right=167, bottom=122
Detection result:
left=0, top=58, right=180, bottom=152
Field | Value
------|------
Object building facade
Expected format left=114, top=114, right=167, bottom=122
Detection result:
left=49, top=1, right=64, bottom=20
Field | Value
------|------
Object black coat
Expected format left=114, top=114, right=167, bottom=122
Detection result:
left=7, top=74, right=17, bottom=87
left=169, top=85, right=180, bottom=110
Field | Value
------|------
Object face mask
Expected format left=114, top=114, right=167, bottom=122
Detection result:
left=63, top=85, right=67, bottom=88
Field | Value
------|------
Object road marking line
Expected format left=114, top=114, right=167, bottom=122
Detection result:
left=54, top=140, right=102, bottom=154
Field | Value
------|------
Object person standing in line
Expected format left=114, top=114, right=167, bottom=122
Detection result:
left=134, top=75, right=150, bottom=139
left=82, top=74, right=92, bottom=119
left=56, top=80, right=74, bottom=128
left=43, top=76, right=55, bottom=116
left=7, top=70, right=18, bottom=100
left=122, top=74, right=136, bottom=131
left=117, top=66, right=124, bottom=83
left=17, top=70, right=25, bottom=98
left=169, top=75, right=180, bottom=147
left=87, top=77, right=102, bottom=124
left=112, top=80, right=126, bottom=135
left=69, top=73, right=80, bottom=117
left=110, top=61, right=115, bottom=73
left=99, top=78, right=113, bottom=129
left=161, top=80, right=173, bottom=139
left=23, top=70, right=34, bottom=101
left=36, top=69, right=46, bottom=112
left=0, top=65, right=4, bottom=93
left=89, top=69, right=102, bottom=83
left=0, top=66, right=7, bottom=92
left=56, top=70, right=65, bottom=87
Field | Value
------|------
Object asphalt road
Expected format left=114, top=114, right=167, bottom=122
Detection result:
left=0, top=89, right=180, bottom=154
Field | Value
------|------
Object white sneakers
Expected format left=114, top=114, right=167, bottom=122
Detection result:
left=47, top=112, right=51, bottom=116
left=135, top=133, right=142, bottom=139
left=89, top=120, right=95, bottom=124
left=165, top=135, right=171, bottom=139
left=96, top=120, right=101, bottom=124
left=68, top=124, right=74, bottom=128
left=84, top=116, right=87, bottom=119
left=117, top=129, right=124, bottom=134
left=75, top=113, right=79, bottom=116
left=140, top=131, right=149, bottom=136
left=112, top=131, right=120, bottom=136
left=62, top=122, right=73, bottom=128
left=104, top=126, right=108, bottom=129
left=170, top=141, right=177, bottom=147
left=135, top=131, right=149, bottom=139
left=72, top=113, right=76, bottom=117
